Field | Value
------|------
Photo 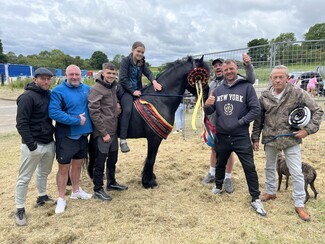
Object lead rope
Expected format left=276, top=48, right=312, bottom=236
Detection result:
left=186, top=61, right=209, bottom=130
left=191, top=81, right=204, bottom=130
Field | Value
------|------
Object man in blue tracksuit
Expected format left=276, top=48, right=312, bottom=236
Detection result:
left=49, top=64, right=93, bottom=214
left=204, top=59, right=266, bottom=216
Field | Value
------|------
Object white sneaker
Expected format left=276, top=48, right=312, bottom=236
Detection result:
left=55, top=197, right=66, bottom=214
left=251, top=199, right=267, bottom=216
left=70, top=187, right=92, bottom=200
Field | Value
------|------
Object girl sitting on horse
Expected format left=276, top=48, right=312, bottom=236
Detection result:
left=118, top=41, right=162, bottom=152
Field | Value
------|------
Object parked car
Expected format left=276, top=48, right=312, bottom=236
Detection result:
left=299, top=71, right=323, bottom=95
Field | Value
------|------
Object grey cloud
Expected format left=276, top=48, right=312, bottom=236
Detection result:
left=0, top=0, right=324, bottom=66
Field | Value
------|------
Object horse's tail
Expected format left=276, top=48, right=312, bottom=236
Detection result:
left=87, top=134, right=96, bottom=179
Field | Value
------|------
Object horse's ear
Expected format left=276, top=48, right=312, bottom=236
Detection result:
left=199, top=55, right=204, bottom=64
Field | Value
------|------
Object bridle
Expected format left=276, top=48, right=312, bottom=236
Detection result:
left=187, top=57, right=210, bottom=130
left=141, top=57, right=209, bottom=98
left=187, top=57, right=209, bottom=88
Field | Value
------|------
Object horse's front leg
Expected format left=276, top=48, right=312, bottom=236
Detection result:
left=142, top=136, right=162, bottom=188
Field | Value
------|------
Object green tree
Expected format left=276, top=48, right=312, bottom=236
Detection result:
left=89, top=51, right=108, bottom=69
left=0, top=39, right=8, bottom=63
left=0, top=39, right=3, bottom=54
left=112, top=54, right=124, bottom=69
left=271, top=33, right=297, bottom=64
left=6, top=51, right=18, bottom=63
left=47, top=49, right=71, bottom=68
left=271, top=32, right=296, bottom=43
left=304, top=23, right=325, bottom=40
left=304, top=23, right=325, bottom=50
left=247, top=38, right=269, bottom=67
left=247, top=38, right=269, bottom=47
left=83, top=59, right=92, bottom=69
left=72, top=56, right=86, bottom=69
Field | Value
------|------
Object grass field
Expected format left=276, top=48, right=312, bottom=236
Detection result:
left=0, top=120, right=324, bottom=243
left=0, top=70, right=324, bottom=243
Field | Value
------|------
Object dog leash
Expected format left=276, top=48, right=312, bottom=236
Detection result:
left=264, top=133, right=295, bottom=149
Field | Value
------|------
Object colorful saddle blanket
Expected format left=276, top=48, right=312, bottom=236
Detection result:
left=134, top=99, right=173, bottom=139
left=202, top=116, right=217, bottom=147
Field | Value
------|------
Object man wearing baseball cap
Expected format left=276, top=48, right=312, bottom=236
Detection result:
left=15, top=67, right=55, bottom=226
left=202, top=54, right=256, bottom=194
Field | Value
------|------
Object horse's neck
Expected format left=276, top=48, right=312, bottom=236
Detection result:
left=158, top=72, right=188, bottom=94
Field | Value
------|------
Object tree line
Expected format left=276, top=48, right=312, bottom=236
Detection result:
left=0, top=23, right=324, bottom=70
left=0, top=43, right=125, bottom=70
left=247, top=23, right=325, bottom=67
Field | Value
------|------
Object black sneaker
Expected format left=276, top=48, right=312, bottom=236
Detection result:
left=94, top=189, right=112, bottom=201
left=35, top=195, right=54, bottom=207
left=15, top=208, right=27, bottom=226
left=107, top=182, right=128, bottom=191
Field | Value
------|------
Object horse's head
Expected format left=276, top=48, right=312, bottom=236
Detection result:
left=186, top=56, right=210, bottom=83
left=185, top=56, right=210, bottom=100
left=140, top=56, right=210, bottom=107
left=151, top=56, right=210, bottom=94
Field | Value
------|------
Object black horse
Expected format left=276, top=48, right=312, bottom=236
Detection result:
left=88, top=56, right=209, bottom=188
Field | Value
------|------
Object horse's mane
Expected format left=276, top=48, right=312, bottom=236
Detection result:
left=156, top=56, right=193, bottom=79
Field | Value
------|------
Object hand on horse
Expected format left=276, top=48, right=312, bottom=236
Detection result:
left=133, top=90, right=142, bottom=97
left=205, top=92, right=215, bottom=107
left=102, top=134, right=111, bottom=143
left=152, top=80, right=162, bottom=92
left=79, top=112, right=86, bottom=125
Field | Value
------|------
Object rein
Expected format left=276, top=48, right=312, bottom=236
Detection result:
left=139, top=58, right=210, bottom=131
left=140, top=93, right=184, bottom=98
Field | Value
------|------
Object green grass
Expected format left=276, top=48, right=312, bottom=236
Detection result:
left=239, top=64, right=321, bottom=86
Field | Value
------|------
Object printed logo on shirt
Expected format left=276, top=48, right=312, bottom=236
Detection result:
left=216, top=94, right=243, bottom=103
left=224, top=103, right=233, bottom=115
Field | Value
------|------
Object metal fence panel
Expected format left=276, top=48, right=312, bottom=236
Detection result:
left=192, top=40, right=325, bottom=87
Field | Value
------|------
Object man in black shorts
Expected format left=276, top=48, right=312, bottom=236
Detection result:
left=49, top=64, right=93, bottom=214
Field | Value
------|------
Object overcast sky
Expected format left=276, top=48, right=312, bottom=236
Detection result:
left=0, top=0, right=324, bottom=66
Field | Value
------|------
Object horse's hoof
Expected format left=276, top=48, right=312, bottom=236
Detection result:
left=143, top=184, right=151, bottom=189
left=142, top=180, right=158, bottom=189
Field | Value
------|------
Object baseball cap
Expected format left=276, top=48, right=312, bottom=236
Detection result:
left=34, top=67, right=54, bottom=77
left=212, top=58, right=224, bottom=66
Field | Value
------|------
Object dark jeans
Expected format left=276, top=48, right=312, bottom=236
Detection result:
left=93, top=136, right=118, bottom=192
left=120, top=92, right=134, bottom=139
left=214, top=134, right=260, bottom=200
